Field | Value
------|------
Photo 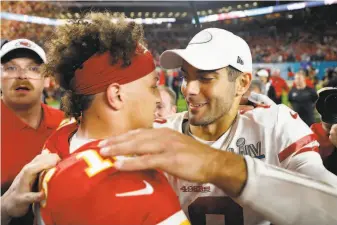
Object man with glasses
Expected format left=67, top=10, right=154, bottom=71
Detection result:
left=1, top=39, right=64, bottom=225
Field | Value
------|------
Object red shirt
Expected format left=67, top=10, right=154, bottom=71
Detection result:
left=305, top=78, right=314, bottom=88
left=288, top=71, right=294, bottom=78
left=158, top=70, right=166, bottom=86
left=37, top=123, right=186, bottom=225
left=1, top=100, right=64, bottom=189
left=270, top=76, right=289, bottom=97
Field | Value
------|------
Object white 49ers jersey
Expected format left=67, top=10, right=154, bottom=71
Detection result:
left=154, top=104, right=337, bottom=225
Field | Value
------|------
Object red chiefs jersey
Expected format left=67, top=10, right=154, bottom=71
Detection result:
left=35, top=123, right=189, bottom=225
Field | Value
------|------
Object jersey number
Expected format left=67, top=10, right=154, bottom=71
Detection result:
left=188, top=196, right=243, bottom=225
left=76, top=150, right=114, bottom=177
left=41, top=150, right=114, bottom=207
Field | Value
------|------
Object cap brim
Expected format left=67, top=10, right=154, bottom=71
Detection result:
left=160, top=49, right=228, bottom=71
left=0, top=46, right=46, bottom=63
left=160, top=49, right=190, bottom=70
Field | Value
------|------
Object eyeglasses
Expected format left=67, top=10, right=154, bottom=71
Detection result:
left=1, top=65, right=43, bottom=79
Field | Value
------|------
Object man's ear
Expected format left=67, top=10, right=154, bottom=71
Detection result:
left=106, top=83, right=123, bottom=110
left=236, top=73, right=252, bottom=96
left=172, top=105, right=177, bottom=114
left=43, top=77, right=51, bottom=88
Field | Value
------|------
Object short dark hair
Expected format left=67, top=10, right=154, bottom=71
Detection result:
left=226, top=65, right=243, bottom=82
left=1, top=49, right=44, bottom=65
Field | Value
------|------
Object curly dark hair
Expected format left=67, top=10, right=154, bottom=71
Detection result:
left=44, top=12, right=146, bottom=122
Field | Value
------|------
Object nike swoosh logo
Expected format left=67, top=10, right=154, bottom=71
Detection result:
left=290, top=111, right=298, bottom=119
left=115, top=180, right=154, bottom=197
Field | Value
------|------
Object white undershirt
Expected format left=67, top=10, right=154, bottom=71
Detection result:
left=188, top=128, right=231, bottom=150
left=188, top=131, right=215, bottom=146
left=69, top=131, right=96, bottom=154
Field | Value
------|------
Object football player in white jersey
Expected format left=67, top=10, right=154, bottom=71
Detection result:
left=99, top=28, right=337, bottom=225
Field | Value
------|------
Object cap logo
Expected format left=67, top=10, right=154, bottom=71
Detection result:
left=16, top=41, right=32, bottom=48
left=188, top=31, right=213, bottom=45
left=237, top=56, right=244, bottom=65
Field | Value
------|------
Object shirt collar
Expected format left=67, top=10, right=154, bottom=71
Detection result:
left=1, top=100, right=56, bottom=130
left=1, top=100, right=28, bottom=130
left=41, top=103, right=61, bottom=129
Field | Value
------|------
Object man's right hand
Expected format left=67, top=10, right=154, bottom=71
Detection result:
left=329, top=124, right=337, bottom=148
left=1, top=153, right=60, bottom=224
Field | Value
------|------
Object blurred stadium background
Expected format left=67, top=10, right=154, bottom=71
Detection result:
left=1, top=0, right=337, bottom=113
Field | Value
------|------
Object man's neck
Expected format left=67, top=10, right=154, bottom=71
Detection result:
left=189, top=106, right=238, bottom=141
left=77, top=113, right=130, bottom=140
left=3, top=100, right=43, bottom=129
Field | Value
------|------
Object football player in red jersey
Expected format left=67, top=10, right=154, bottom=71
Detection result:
left=34, top=13, right=189, bottom=225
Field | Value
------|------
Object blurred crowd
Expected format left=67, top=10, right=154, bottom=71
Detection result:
left=2, top=2, right=337, bottom=65
left=2, top=1, right=336, bottom=116
left=1, top=1, right=63, bottom=47
left=145, top=27, right=337, bottom=64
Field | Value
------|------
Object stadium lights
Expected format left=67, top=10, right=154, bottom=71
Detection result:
left=237, top=5, right=242, bottom=9
left=245, top=4, right=249, bottom=8
left=218, top=9, right=222, bottom=13
left=181, top=12, right=187, bottom=17
left=197, top=11, right=200, bottom=15
left=228, top=6, right=232, bottom=10
left=159, top=12, right=164, bottom=17
left=168, top=12, right=173, bottom=17
left=0, top=12, right=176, bottom=25
left=67, top=12, right=72, bottom=18
left=130, top=12, right=134, bottom=17
left=138, top=12, right=142, bottom=17
left=201, top=11, right=206, bottom=15
left=152, top=12, right=157, bottom=17
left=145, top=12, right=149, bottom=17
left=208, top=10, right=213, bottom=14
left=192, top=1, right=337, bottom=24
left=253, top=2, right=258, bottom=7
left=75, top=13, right=80, bottom=18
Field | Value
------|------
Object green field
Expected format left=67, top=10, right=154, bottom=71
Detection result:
left=177, top=92, right=187, bottom=112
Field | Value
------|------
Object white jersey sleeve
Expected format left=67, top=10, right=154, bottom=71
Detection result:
left=273, top=105, right=337, bottom=187
left=237, top=156, right=337, bottom=225
left=274, top=104, right=319, bottom=166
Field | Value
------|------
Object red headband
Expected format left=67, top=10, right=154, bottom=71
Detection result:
left=72, top=45, right=155, bottom=95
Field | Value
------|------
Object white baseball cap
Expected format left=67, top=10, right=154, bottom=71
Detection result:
left=256, top=69, right=269, bottom=77
left=160, top=28, right=252, bottom=74
left=0, top=39, right=47, bottom=63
